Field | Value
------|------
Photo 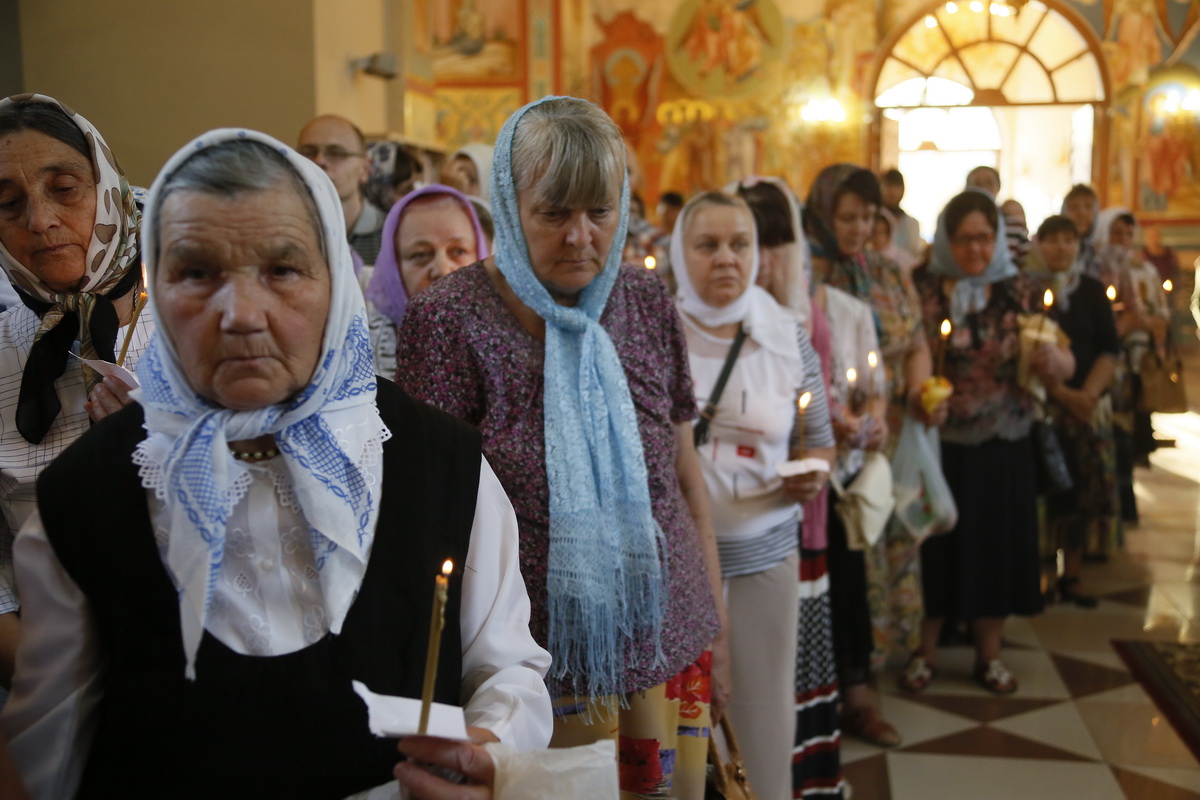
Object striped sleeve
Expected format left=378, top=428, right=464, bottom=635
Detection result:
left=797, top=324, right=836, bottom=450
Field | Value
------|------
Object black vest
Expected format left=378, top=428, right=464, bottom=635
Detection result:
left=38, top=379, right=481, bottom=800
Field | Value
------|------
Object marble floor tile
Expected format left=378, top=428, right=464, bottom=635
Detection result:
left=1110, top=766, right=1200, bottom=799
left=899, top=725, right=1093, bottom=761
left=1078, top=701, right=1200, bottom=769
left=1118, top=765, right=1200, bottom=794
left=885, top=754, right=1125, bottom=800
left=989, top=700, right=1104, bottom=761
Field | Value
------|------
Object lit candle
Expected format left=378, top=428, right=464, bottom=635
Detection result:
left=1164, top=279, right=1173, bottom=293
left=644, top=255, right=657, bottom=270
left=1106, top=284, right=1117, bottom=302
left=1039, top=288, right=1054, bottom=337
left=795, top=391, right=812, bottom=456
left=936, top=319, right=952, bottom=377
left=867, top=351, right=878, bottom=399
left=846, top=367, right=858, bottom=411
left=418, top=559, right=453, bottom=735
left=116, top=259, right=150, bottom=367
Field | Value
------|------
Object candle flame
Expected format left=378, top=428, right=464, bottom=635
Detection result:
left=846, top=367, right=857, bottom=384
left=940, top=319, right=952, bottom=338
left=441, top=560, right=454, bottom=576
left=1164, top=279, right=1173, bottom=292
left=1106, top=285, right=1117, bottom=301
left=1043, top=289, right=1053, bottom=308
left=644, top=255, right=656, bottom=270
left=141, top=258, right=149, bottom=296
left=798, top=391, right=812, bottom=412
left=867, top=351, right=878, bottom=368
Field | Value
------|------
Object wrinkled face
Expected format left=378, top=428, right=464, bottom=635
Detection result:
left=397, top=195, right=477, bottom=298
left=1109, top=218, right=1136, bottom=251
left=948, top=210, right=997, bottom=277
left=297, top=117, right=368, bottom=205
left=1063, top=194, right=1097, bottom=236
left=154, top=186, right=331, bottom=411
left=441, top=155, right=480, bottom=197
left=0, top=129, right=97, bottom=291
left=684, top=203, right=755, bottom=308
left=1039, top=231, right=1078, bottom=273
left=517, top=176, right=621, bottom=306
left=832, top=192, right=876, bottom=256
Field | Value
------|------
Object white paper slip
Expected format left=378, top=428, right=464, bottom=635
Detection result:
left=776, top=457, right=831, bottom=478
left=352, top=680, right=469, bottom=740
left=70, top=353, right=140, bottom=389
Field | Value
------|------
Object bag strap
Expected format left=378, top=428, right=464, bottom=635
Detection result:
left=694, top=324, right=747, bottom=447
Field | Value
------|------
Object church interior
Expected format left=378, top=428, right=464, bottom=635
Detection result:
left=4, top=0, right=1200, bottom=797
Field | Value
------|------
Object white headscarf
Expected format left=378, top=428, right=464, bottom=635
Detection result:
left=452, top=143, right=494, bottom=203
left=134, top=129, right=388, bottom=679
left=670, top=193, right=802, bottom=367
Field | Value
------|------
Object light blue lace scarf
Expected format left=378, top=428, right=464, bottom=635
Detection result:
left=490, top=97, right=666, bottom=703
left=135, top=129, right=385, bottom=679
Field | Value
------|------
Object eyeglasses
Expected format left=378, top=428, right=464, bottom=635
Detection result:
left=297, top=144, right=365, bottom=162
left=950, top=233, right=996, bottom=248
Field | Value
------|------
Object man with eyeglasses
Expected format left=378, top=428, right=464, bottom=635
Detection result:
left=297, top=115, right=386, bottom=269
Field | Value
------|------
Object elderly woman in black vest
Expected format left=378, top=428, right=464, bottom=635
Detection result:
left=0, top=129, right=551, bottom=799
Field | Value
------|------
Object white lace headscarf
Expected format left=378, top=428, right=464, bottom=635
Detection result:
left=133, top=129, right=387, bottom=679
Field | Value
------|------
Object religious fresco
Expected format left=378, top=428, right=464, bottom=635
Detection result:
left=665, top=0, right=786, bottom=99
left=433, top=0, right=527, bottom=83
left=435, top=87, right=524, bottom=148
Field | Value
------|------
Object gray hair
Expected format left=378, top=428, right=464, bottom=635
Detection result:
left=510, top=98, right=625, bottom=209
left=151, top=140, right=324, bottom=258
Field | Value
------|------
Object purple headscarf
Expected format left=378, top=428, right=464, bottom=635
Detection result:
left=364, top=183, right=489, bottom=326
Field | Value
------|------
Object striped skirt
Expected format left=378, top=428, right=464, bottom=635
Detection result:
left=793, top=549, right=846, bottom=799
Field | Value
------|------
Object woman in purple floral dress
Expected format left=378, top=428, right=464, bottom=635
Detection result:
left=396, top=97, right=726, bottom=800
left=901, top=190, right=1074, bottom=695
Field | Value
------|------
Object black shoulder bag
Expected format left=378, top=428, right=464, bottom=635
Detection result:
left=694, top=325, right=748, bottom=447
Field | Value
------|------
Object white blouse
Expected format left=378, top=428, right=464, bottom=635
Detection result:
left=0, top=456, right=553, bottom=800
left=0, top=304, right=153, bottom=616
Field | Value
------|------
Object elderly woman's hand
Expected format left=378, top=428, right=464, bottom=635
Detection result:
left=395, top=735, right=495, bottom=800
left=907, top=386, right=949, bottom=427
left=781, top=470, right=829, bottom=504
left=84, top=375, right=135, bottom=423
left=1030, top=344, right=1074, bottom=388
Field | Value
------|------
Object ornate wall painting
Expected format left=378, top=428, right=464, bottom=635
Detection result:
left=1135, top=66, right=1200, bottom=220
left=591, top=11, right=664, bottom=138
left=433, top=0, right=528, bottom=84
left=665, top=0, right=788, bottom=100
left=435, top=88, right=524, bottom=148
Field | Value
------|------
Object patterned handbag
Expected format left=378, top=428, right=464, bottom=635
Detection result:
left=705, top=714, right=760, bottom=800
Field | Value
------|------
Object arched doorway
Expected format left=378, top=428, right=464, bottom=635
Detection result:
left=867, top=0, right=1112, bottom=239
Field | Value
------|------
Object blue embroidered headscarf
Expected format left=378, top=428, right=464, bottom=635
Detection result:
left=928, top=187, right=1018, bottom=325
left=490, top=96, right=666, bottom=703
left=134, top=129, right=385, bottom=679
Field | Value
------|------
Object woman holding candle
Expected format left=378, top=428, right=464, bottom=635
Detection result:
left=672, top=191, right=836, bottom=799
left=804, top=164, right=941, bottom=681
left=1030, top=215, right=1120, bottom=607
left=363, top=184, right=489, bottom=377
left=0, top=94, right=153, bottom=692
left=902, top=189, right=1075, bottom=694
left=396, top=97, right=728, bottom=799
left=1, top=130, right=553, bottom=798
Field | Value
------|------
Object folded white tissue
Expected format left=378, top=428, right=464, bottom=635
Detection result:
left=776, top=456, right=831, bottom=478
left=346, top=681, right=619, bottom=800
left=352, top=680, right=468, bottom=739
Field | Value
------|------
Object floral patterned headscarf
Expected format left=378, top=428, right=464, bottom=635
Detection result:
left=0, top=94, right=141, bottom=443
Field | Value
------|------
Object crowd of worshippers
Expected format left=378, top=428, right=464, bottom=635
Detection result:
left=0, top=92, right=1183, bottom=800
